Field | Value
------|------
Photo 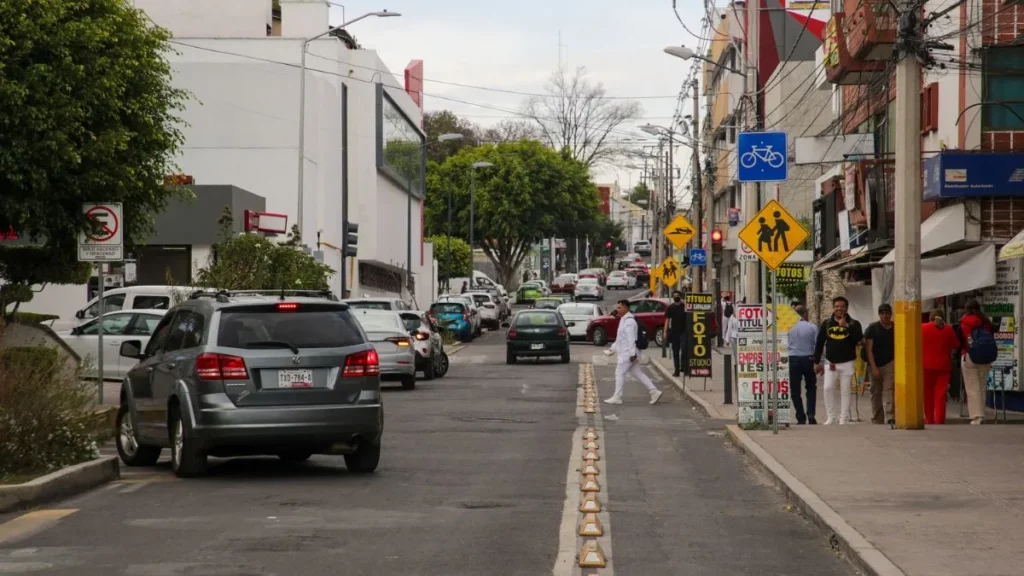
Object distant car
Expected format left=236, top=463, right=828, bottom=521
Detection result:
left=586, top=298, right=669, bottom=347
left=627, top=265, right=650, bottom=284
left=341, top=297, right=415, bottom=311
left=115, top=292, right=383, bottom=477
left=533, top=297, right=565, bottom=311
left=634, top=240, right=652, bottom=256
left=427, top=301, right=474, bottom=342
left=557, top=302, right=604, bottom=340
left=625, top=252, right=641, bottom=261
left=606, top=270, right=637, bottom=290
left=464, top=291, right=501, bottom=330
left=574, top=277, right=604, bottom=301
left=437, top=294, right=482, bottom=336
left=399, top=311, right=448, bottom=380
left=551, top=274, right=578, bottom=294
left=351, top=309, right=417, bottom=390
left=532, top=280, right=552, bottom=296
left=517, top=282, right=544, bottom=304
left=580, top=268, right=607, bottom=286
left=58, top=310, right=169, bottom=380
left=503, top=309, right=573, bottom=364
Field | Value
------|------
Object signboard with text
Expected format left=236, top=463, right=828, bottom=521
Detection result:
left=78, top=203, right=123, bottom=262
left=982, top=259, right=1020, bottom=391
left=736, top=304, right=793, bottom=425
left=685, top=293, right=715, bottom=377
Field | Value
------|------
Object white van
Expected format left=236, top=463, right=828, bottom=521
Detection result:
left=49, top=285, right=191, bottom=331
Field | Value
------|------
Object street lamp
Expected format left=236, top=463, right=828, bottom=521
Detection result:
left=468, top=161, right=494, bottom=279
left=664, top=45, right=745, bottom=75
left=296, top=10, right=401, bottom=237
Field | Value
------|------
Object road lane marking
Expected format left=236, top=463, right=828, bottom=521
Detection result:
left=0, top=510, right=77, bottom=546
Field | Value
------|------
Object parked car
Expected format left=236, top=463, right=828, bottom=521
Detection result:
left=551, top=274, right=578, bottom=294
left=503, top=309, right=573, bottom=364
left=115, top=292, right=383, bottom=477
left=625, top=252, right=642, bottom=262
left=464, top=291, right=501, bottom=329
left=351, top=309, right=417, bottom=390
left=49, top=285, right=187, bottom=332
left=634, top=240, right=652, bottom=256
left=341, top=297, right=415, bottom=311
left=533, top=297, right=565, bottom=311
left=516, top=282, right=544, bottom=305
left=427, top=301, right=474, bottom=342
left=58, top=310, right=169, bottom=380
left=399, top=311, right=449, bottom=380
left=627, top=265, right=650, bottom=284
left=574, top=277, right=604, bottom=301
left=586, top=298, right=670, bottom=347
left=437, top=294, right=482, bottom=336
left=557, top=302, right=604, bottom=340
left=532, top=280, right=552, bottom=296
left=606, top=270, right=637, bottom=290
left=581, top=268, right=607, bottom=286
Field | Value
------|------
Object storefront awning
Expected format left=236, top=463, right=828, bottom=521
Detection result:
left=813, top=249, right=869, bottom=272
left=879, top=203, right=967, bottom=264
left=998, top=227, right=1024, bottom=261
left=919, top=244, right=997, bottom=299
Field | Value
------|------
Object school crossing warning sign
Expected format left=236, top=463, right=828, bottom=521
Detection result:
left=737, top=200, right=808, bottom=271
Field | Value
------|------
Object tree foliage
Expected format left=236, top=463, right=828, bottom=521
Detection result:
left=627, top=182, right=652, bottom=207
left=427, top=235, right=471, bottom=281
left=194, top=208, right=334, bottom=291
left=423, top=111, right=540, bottom=165
left=523, top=66, right=643, bottom=168
left=0, top=0, right=189, bottom=296
left=425, top=141, right=601, bottom=287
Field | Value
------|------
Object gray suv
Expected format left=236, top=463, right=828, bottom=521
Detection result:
left=114, top=290, right=383, bottom=478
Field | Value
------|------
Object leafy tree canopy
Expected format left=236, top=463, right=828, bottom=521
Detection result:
left=427, top=235, right=471, bottom=281
left=627, top=182, right=652, bottom=207
left=425, top=141, right=600, bottom=287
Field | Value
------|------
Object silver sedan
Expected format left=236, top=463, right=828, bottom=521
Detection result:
left=351, top=309, right=417, bottom=390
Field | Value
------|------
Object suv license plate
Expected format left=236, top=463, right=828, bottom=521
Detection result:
left=279, top=369, right=314, bottom=389
left=530, top=343, right=544, bottom=350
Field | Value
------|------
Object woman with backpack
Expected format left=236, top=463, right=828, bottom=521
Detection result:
left=959, top=300, right=997, bottom=425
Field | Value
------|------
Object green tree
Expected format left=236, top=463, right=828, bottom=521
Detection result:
left=428, top=235, right=471, bottom=281
left=194, top=208, right=334, bottom=291
left=425, top=141, right=601, bottom=287
left=627, top=182, right=652, bottom=207
left=590, top=218, right=625, bottom=258
left=422, top=110, right=478, bottom=164
left=0, top=0, right=188, bottom=310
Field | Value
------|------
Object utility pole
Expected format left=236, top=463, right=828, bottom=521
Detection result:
left=742, top=0, right=761, bottom=304
left=893, top=5, right=925, bottom=429
left=692, top=80, right=704, bottom=293
left=653, top=140, right=665, bottom=272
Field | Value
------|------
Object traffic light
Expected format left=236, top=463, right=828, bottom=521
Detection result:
left=711, top=229, right=723, bottom=250
left=605, top=241, right=612, bottom=249
left=343, top=220, right=359, bottom=257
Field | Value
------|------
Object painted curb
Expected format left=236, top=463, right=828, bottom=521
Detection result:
left=0, top=456, right=120, bottom=513
left=725, top=425, right=906, bottom=576
left=648, top=357, right=724, bottom=419
left=447, top=344, right=467, bottom=355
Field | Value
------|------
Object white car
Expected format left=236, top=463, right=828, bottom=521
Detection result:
left=606, top=270, right=637, bottom=290
left=438, top=294, right=483, bottom=336
left=57, top=310, right=169, bottom=380
left=341, top=297, right=415, bottom=311
left=400, top=311, right=448, bottom=380
left=634, top=240, right=652, bottom=256
left=557, top=302, right=604, bottom=340
left=574, top=277, right=603, bottom=301
left=464, top=291, right=501, bottom=329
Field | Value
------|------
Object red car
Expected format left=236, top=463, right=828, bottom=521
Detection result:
left=586, top=298, right=670, bottom=347
left=551, top=274, right=577, bottom=293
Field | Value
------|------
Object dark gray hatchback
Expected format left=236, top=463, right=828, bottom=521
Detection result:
left=114, top=291, right=383, bottom=477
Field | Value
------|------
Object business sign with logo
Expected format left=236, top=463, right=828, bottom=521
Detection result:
left=685, top=293, right=715, bottom=377
left=923, top=152, right=1024, bottom=200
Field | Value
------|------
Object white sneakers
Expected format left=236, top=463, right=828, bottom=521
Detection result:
left=603, top=396, right=623, bottom=405
left=603, top=390, right=663, bottom=405
left=649, top=390, right=663, bottom=405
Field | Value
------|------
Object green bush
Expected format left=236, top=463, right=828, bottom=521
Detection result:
left=0, top=341, right=103, bottom=482
left=9, top=312, right=61, bottom=325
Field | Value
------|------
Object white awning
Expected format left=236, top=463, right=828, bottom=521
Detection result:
left=999, top=227, right=1024, bottom=261
left=920, top=244, right=997, bottom=300
left=879, top=203, right=967, bottom=264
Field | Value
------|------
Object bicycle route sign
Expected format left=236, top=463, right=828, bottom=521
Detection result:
left=737, top=131, right=788, bottom=183
left=78, top=202, right=123, bottom=262
left=663, top=213, right=696, bottom=250
left=736, top=199, right=808, bottom=271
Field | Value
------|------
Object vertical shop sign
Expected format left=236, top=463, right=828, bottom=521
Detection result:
left=736, top=304, right=793, bottom=424
left=982, top=259, right=1019, bottom=391
left=685, top=293, right=714, bottom=377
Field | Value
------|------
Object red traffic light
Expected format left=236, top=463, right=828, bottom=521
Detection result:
left=605, top=241, right=612, bottom=248
left=711, top=230, right=723, bottom=242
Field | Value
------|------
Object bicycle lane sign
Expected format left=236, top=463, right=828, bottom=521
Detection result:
left=737, top=131, right=788, bottom=183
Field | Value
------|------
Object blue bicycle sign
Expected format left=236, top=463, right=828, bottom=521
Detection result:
left=737, top=131, right=788, bottom=183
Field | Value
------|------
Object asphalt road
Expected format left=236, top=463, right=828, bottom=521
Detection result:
left=0, top=329, right=854, bottom=575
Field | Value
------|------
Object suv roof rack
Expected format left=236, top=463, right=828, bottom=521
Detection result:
left=188, top=289, right=232, bottom=303
left=187, top=288, right=338, bottom=303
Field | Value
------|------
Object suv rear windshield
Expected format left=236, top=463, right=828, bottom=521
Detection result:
left=430, top=302, right=465, bottom=314
left=469, top=294, right=489, bottom=305
left=516, top=311, right=560, bottom=326
left=218, top=304, right=363, bottom=348
left=346, top=301, right=392, bottom=310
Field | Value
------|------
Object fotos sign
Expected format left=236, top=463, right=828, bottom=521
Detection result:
left=685, top=293, right=714, bottom=377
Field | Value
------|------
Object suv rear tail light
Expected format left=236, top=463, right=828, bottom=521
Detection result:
left=557, top=327, right=567, bottom=337
left=276, top=302, right=299, bottom=311
left=463, top=312, right=470, bottom=322
left=387, top=336, right=412, bottom=347
left=508, top=328, right=518, bottom=339
left=196, top=353, right=249, bottom=380
left=344, top=349, right=380, bottom=377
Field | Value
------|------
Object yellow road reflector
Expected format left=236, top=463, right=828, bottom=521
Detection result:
left=578, top=540, right=607, bottom=568
left=583, top=440, right=598, bottom=450
left=583, top=449, right=600, bottom=461
left=578, top=513, right=604, bottom=536
left=581, top=474, right=601, bottom=492
left=582, top=462, right=600, bottom=475
left=579, top=492, right=602, bottom=513
left=583, top=430, right=598, bottom=440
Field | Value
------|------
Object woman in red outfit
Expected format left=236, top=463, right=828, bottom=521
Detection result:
left=921, top=310, right=961, bottom=424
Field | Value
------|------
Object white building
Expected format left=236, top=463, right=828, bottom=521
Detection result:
left=609, top=195, right=646, bottom=249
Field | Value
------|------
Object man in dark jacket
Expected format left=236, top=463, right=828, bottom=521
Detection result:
left=813, top=296, right=863, bottom=425
left=662, top=290, right=688, bottom=376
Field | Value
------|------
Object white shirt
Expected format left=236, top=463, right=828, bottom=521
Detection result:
left=724, top=316, right=740, bottom=343
left=613, top=312, right=639, bottom=362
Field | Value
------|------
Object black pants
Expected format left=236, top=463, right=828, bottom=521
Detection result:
left=669, top=332, right=686, bottom=374
left=790, top=356, right=817, bottom=423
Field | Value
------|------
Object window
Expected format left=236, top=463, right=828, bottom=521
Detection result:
left=85, top=294, right=126, bottom=318
left=515, top=312, right=559, bottom=326
left=128, top=314, right=165, bottom=336
left=144, top=313, right=176, bottom=357
left=163, top=310, right=204, bottom=351
left=80, top=313, right=133, bottom=335
left=218, top=305, right=364, bottom=349
left=346, top=301, right=392, bottom=310
left=983, top=47, right=1024, bottom=130
left=353, top=311, right=404, bottom=333
left=430, top=302, right=465, bottom=315
left=377, top=85, right=426, bottom=196
left=400, top=313, right=424, bottom=331
left=134, top=295, right=171, bottom=310
left=920, top=82, right=939, bottom=134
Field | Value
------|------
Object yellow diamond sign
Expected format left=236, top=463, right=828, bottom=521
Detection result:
left=658, top=256, right=682, bottom=287
left=663, top=214, right=696, bottom=250
left=737, top=200, right=809, bottom=271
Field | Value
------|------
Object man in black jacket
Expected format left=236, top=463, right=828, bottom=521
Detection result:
left=813, top=296, right=863, bottom=425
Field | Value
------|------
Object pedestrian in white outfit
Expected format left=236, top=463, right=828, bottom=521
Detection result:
left=604, top=299, right=663, bottom=405
left=813, top=296, right=863, bottom=425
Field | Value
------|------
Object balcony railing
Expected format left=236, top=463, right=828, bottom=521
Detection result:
left=845, top=1, right=898, bottom=61
left=823, top=13, right=888, bottom=86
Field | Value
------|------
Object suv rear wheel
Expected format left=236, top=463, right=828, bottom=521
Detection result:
left=116, top=404, right=161, bottom=466
left=169, top=405, right=207, bottom=478
left=344, top=442, right=380, bottom=473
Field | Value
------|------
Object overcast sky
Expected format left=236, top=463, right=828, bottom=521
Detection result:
left=333, top=0, right=706, bottom=200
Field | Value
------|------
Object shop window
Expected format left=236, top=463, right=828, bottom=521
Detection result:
left=983, top=46, right=1024, bottom=130
left=376, top=84, right=426, bottom=196
left=920, top=82, right=938, bottom=134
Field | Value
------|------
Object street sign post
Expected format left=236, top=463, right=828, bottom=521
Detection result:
left=663, top=214, right=696, bottom=250
left=78, top=203, right=124, bottom=406
left=657, top=256, right=682, bottom=289
left=737, top=131, right=788, bottom=183
left=689, top=248, right=707, bottom=267
left=736, top=199, right=809, bottom=271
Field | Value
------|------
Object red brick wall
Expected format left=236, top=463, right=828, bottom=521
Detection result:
left=598, top=187, right=611, bottom=216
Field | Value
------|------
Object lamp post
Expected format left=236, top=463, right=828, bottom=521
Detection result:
left=296, top=10, right=401, bottom=238
left=468, top=161, right=494, bottom=281
left=663, top=45, right=745, bottom=75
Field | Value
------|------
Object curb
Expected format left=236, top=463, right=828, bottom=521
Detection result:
left=447, top=344, right=467, bottom=355
left=0, top=456, right=121, bottom=513
left=724, top=425, right=906, bottom=576
left=648, top=357, right=725, bottom=420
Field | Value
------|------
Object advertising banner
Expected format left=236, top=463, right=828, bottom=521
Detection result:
left=983, top=259, right=1019, bottom=391
left=685, top=293, right=714, bottom=377
left=735, top=304, right=794, bottom=425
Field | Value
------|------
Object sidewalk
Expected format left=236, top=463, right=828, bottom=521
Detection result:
left=648, top=349, right=1024, bottom=576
